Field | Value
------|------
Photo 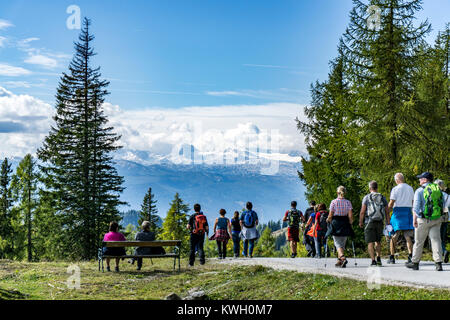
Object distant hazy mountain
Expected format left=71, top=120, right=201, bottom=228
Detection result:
left=116, top=159, right=307, bottom=225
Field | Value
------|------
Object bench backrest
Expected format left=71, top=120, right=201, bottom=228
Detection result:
left=103, top=240, right=181, bottom=248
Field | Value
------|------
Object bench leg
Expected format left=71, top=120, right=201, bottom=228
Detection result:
left=178, top=255, right=181, bottom=272
left=150, top=258, right=153, bottom=265
left=173, top=257, right=176, bottom=271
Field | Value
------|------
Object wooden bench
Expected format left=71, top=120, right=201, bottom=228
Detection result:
left=98, top=240, right=181, bottom=272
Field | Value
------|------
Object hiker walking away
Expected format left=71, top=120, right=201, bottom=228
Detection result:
left=240, top=202, right=259, bottom=258
left=283, top=201, right=303, bottom=258
left=406, top=172, right=445, bottom=271
left=231, top=211, right=242, bottom=258
left=103, top=222, right=127, bottom=272
left=386, top=173, right=415, bottom=264
left=326, top=186, right=354, bottom=268
left=359, top=181, right=390, bottom=267
left=435, top=180, right=450, bottom=263
left=187, top=203, right=209, bottom=266
left=306, top=203, right=329, bottom=258
left=303, top=201, right=316, bottom=257
left=210, top=209, right=232, bottom=259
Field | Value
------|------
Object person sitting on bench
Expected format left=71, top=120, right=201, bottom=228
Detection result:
left=130, top=221, right=165, bottom=270
left=103, top=221, right=126, bottom=272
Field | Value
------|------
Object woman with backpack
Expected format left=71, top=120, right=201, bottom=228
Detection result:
left=231, top=211, right=242, bottom=258
left=306, top=203, right=329, bottom=258
left=240, top=202, right=259, bottom=258
left=326, top=186, right=354, bottom=268
left=209, top=209, right=232, bottom=259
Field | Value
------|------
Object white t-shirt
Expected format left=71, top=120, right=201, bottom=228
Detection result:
left=390, top=183, right=414, bottom=208
left=443, top=192, right=450, bottom=221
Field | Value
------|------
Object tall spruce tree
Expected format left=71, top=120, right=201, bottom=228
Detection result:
left=0, top=158, right=13, bottom=259
left=11, top=154, right=40, bottom=262
left=341, top=0, right=431, bottom=190
left=37, top=18, right=125, bottom=259
left=138, top=187, right=159, bottom=232
left=160, top=193, right=190, bottom=254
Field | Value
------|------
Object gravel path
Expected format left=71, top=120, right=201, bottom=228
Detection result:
left=218, top=257, right=450, bottom=289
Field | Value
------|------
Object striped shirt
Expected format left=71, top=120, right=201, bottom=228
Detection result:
left=330, top=198, right=353, bottom=216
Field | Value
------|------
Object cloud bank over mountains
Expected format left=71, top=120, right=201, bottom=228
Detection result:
left=0, top=87, right=307, bottom=166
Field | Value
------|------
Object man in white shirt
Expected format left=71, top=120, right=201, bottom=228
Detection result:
left=386, top=173, right=415, bottom=264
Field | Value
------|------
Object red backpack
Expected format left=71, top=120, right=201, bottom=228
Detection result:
left=193, top=214, right=207, bottom=235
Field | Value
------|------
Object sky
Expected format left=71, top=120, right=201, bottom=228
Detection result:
left=0, top=0, right=449, bottom=162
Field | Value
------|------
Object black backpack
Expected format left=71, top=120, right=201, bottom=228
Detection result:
left=288, top=209, right=301, bottom=228
left=317, top=210, right=329, bottom=231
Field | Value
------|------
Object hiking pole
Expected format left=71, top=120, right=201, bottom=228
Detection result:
left=351, top=240, right=358, bottom=266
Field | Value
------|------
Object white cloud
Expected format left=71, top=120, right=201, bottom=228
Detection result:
left=206, top=88, right=305, bottom=102
left=0, top=20, right=13, bottom=30
left=0, top=63, right=32, bottom=76
left=0, top=88, right=307, bottom=164
left=0, top=36, right=7, bottom=47
left=24, top=54, right=58, bottom=69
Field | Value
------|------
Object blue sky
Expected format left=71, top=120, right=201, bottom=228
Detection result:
left=0, top=0, right=446, bottom=109
left=0, top=0, right=448, bottom=161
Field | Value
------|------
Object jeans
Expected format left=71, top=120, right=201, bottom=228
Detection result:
left=232, top=232, right=241, bottom=257
left=441, top=221, right=448, bottom=255
left=243, top=239, right=255, bottom=257
left=314, top=233, right=327, bottom=258
left=217, top=241, right=227, bottom=258
left=189, top=233, right=205, bottom=265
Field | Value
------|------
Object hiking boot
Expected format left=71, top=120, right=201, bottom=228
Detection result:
left=376, top=257, right=382, bottom=267
left=114, top=266, right=119, bottom=272
left=106, top=266, right=111, bottom=272
left=387, top=255, right=395, bottom=264
left=405, top=261, right=419, bottom=270
left=436, top=262, right=443, bottom=271
left=444, top=252, right=449, bottom=264
left=371, top=260, right=377, bottom=267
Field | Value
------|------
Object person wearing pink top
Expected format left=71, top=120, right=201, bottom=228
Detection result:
left=103, top=221, right=126, bottom=272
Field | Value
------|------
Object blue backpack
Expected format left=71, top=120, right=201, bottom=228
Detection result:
left=243, top=210, right=255, bottom=228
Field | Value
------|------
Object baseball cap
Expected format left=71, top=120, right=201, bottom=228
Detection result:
left=417, top=172, right=433, bottom=181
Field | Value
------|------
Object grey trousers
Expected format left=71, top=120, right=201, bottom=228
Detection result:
left=412, top=216, right=444, bottom=263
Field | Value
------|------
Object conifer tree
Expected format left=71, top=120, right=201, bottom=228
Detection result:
left=37, top=18, right=125, bottom=259
left=160, top=193, right=190, bottom=254
left=138, top=187, right=159, bottom=233
left=341, top=0, right=431, bottom=189
left=254, top=226, right=276, bottom=257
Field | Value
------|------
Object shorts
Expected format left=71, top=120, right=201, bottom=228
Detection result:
left=364, top=220, right=383, bottom=243
left=287, top=227, right=300, bottom=242
left=391, top=229, right=414, bottom=242
left=333, top=236, right=347, bottom=249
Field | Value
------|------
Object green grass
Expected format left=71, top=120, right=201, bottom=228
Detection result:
left=0, top=259, right=449, bottom=300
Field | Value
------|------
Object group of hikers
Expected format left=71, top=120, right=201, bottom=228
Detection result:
left=287, top=172, right=449, bottom=271
left=102, top=171, right=449, bottom=272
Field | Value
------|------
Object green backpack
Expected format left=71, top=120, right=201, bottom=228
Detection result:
left=423, top=183, right=444, bottom=220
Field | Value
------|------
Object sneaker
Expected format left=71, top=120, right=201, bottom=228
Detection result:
left=127, top=259, right=134, bottom=265
left=436, top=262, right=443, bottom=271
left=387, top=255, right=395, bottom=264
left=136, top=266, right=141, bottom=271
left=405, top=262, right=419, bottom=270
left=114, top=266, right=119, bottom=272
left=407, top=254, right=412, bottom=264
left=444, top=252, right=449, bottom=264
left=371, top=260, right=377, bottom=267
left=106, top=266, right=111, bottom=272
left=376, top=257, right=382, bottom=267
